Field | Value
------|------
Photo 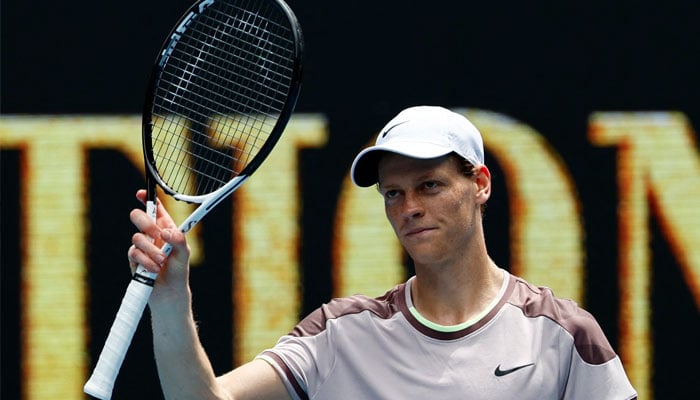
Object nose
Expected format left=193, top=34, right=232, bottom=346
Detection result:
left=401, top=191, right=424, bottom=219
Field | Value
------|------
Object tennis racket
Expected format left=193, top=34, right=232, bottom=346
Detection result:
left=84, top=0, right=303, bottom=398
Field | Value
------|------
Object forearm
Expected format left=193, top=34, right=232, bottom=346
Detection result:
left=128, top=195, right=233, bottom=399
left=150, top=290, right=229, bottom=400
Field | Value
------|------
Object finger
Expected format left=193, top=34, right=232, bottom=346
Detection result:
left=135, top=189, right=148, bottom=205
left=127, top=244, right=160, bottom=274
left=134, top=190, right=178, bottom=229
left=160, top=228, right=185, bottom=247
left=154, top=197, right=178, bottom=230
left=130, top=234, right=166, bottom=273
left=130, top=209, right=163, bottom=240
left=131, top=231, right=167, bottom=261
left=127, top=245, right=138, bottom=274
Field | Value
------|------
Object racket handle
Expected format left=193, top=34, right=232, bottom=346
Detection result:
left=84, top=270, right=155, bottom=399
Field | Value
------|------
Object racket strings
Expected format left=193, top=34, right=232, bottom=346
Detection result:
left=157, top=16, right=293, bottom=116
left=150, top=0, right=297, bottom=196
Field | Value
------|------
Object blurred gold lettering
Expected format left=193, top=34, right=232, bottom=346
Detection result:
left=589, top=112, right=700, bottom=400
left=0, top=116, right=142, bottom=400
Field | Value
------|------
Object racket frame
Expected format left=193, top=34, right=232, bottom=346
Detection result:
left=141, top=0, right=304, bottom=205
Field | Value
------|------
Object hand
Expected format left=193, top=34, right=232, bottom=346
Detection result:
left=127, top=190, right=191, bottom=293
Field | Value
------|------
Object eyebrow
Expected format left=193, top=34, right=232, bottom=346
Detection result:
left=378, top=169, right=449, bottom=190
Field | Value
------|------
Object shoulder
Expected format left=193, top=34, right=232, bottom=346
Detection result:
left=290, top=283, right=404, bottom=337
left=505, top=275, right=618, bottom=365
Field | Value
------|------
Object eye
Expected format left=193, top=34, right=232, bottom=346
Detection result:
left=422, top=181, right=439, bottom=190
left=384, top=189, right=399, bottom=199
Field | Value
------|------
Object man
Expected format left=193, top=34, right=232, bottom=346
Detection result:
left=128, top=106, right=637, bottom=399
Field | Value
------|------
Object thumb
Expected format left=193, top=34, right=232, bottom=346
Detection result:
left=160, top=228, right=190, bottom=267
left=161, top=228, right=188, bottom=255
left=160, top=228, right=180, bottom=243
left=153, top=228, right=191, bottom=290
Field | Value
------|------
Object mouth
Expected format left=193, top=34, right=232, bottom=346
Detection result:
left=404, top=227, right=435, bottom=237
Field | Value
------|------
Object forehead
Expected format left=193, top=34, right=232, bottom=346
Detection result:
left=377, top=153, right=460, bottom=183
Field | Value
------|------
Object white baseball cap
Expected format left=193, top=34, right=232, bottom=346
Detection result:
left=351, top=106, right=484, bottom=187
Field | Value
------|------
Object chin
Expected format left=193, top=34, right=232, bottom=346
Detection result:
left=405, top=250, right=444, bottom=267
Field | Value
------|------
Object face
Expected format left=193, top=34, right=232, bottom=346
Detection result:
left=377, top=153, right=491, bottom=267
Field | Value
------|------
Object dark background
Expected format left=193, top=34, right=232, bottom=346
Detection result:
left=2, top=0, right=699, bottom=398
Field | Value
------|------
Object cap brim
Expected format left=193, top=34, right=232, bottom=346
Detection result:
left=350, top=141, right=452, bottom=187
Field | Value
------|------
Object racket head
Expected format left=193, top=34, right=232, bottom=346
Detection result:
left=141, top=0, right=303, bottom=203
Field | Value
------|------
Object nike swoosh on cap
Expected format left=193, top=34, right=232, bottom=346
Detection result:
left=380, top=120, right=410, bottom=138
left=494, top=363, right=535, bottom=377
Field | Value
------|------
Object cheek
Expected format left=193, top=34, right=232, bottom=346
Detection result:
left=453, top=193, right=478, bottom=224
left=384, top=204, right=400, bottom=228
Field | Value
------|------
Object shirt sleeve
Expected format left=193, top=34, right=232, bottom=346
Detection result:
left=256, top=333, right=320, bottom=400
left=562, top=353, right=637, bottom=400
left=255, top=311, right=338, bottom=400
left=539, top=291, right=637, bottom=400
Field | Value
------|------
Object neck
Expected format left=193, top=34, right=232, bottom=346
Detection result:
left=411, top=253, right=503, bottom=326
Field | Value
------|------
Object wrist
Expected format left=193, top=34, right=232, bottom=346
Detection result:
left=148, top=284, right=192, bottom=315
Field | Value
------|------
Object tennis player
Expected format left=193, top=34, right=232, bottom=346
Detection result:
left=128, top=106, right=637, bottom=399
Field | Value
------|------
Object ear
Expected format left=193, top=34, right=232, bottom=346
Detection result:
left=474, top=165, right=491, bottom=204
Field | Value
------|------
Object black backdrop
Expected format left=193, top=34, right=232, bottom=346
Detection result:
left=2, top=0, right=700, bottom=398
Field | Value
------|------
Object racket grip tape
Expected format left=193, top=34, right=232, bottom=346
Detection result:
left=83, top=277, right=154, bottom=399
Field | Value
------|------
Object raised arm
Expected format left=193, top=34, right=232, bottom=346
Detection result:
left=128, top=190, right=290, bottom=400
